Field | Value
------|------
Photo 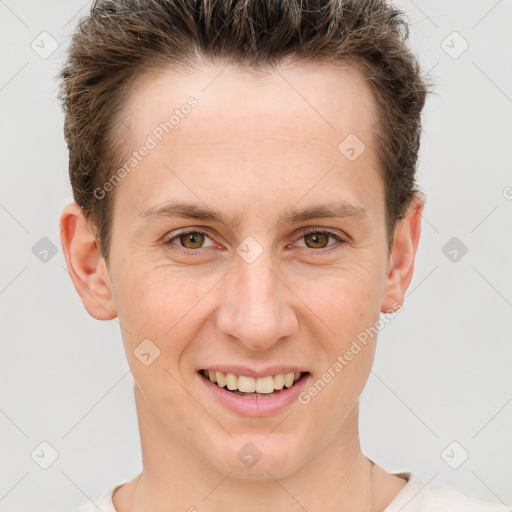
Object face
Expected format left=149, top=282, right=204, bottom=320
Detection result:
left=62, top=59, right=422, bottom=480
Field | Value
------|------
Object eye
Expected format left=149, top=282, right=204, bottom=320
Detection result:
left=162, top=229, right=216, bottom=254
left=294, top=229, right=346, bottom=253
left=162, top=227, right=347, bottom=256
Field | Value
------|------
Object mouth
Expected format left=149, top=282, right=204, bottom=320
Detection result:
left=198, top=369, right=310, bottom=398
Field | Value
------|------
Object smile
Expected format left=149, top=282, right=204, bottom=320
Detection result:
left=199, top=369, right=309, bottom=397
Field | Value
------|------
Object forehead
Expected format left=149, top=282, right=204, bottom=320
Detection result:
left=113, top=59, right=383, bottom=225
left=120, top=58, right=377, bottom=150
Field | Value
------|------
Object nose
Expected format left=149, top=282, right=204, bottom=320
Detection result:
left=215, top=247, right=298, bottom=351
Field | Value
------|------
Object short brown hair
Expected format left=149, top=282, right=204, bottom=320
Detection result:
left=57, top=0, right=429, bottom=266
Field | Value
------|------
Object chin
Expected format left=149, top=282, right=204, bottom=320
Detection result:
left=204, top=436, right=305, bottom=480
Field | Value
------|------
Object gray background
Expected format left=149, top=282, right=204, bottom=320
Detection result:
left=1, top=0, right=511, bottom=510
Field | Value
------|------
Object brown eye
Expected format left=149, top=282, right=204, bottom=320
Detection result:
left=303, top=232, right=330, bottom=248
left=179, top=231, right=205, bottom=249
left=163, top=228, right=217, bottom=255
left=295, top=230, right=346, bottom=253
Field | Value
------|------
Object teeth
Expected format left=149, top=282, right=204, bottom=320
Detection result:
left=226, top=372, right=238, bottom=390
left=255, top=375, right=274, bottom=394
left=202, top=369, right=305, bottom=394
left=238, top=375, right=256, bottom=393
left=215, top=370, right=226, bottom=388
left=273, top=374, right=285, bottom=389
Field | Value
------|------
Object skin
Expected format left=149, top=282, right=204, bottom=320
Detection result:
left=60, top=58, right=424, bottom=512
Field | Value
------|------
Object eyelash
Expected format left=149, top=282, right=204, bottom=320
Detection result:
left=162, top=228, right=347, bottom=256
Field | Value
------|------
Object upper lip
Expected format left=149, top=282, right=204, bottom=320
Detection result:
left=197, top=366, right=310, bottom=379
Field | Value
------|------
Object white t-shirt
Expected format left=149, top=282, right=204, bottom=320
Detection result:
left=72, top=472, right=510, bottom=512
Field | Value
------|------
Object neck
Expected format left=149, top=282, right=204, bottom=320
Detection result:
left=118, top=383, right=374, bottom=512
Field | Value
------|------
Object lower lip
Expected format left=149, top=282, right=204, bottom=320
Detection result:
left=198, top=372, right=311, bottom=417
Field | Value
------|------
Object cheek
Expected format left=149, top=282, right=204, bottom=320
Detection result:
left=110, top=264, right=208, bottom=366
left=291, top=259, right=382, bottom=404
left=111, top=267, right=206, bottom=406
left=298, top=275, right=379, bottom=423
left=294, top=259, right=383, bottom=336
left=114, top=263, right=200, bottom=322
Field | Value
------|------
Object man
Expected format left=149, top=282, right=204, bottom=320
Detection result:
left=58, top=0, right=508, bottom=510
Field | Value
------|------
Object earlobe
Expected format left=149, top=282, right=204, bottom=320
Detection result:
left=59, top=202, right=117, bottom=320
left=380, top=193, right=425, bottom=314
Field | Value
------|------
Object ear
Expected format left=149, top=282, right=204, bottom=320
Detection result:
left=59, top=202, right=117, bottom=320
left=380, top=192, right=425, bottom=314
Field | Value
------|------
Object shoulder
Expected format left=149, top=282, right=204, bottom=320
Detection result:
left=385, top=472, right=510, bottom=512
left=70, top=483, right=121, bottom=512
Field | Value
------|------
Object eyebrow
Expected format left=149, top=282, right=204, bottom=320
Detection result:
left=138, top=200, right=369, bottom=229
